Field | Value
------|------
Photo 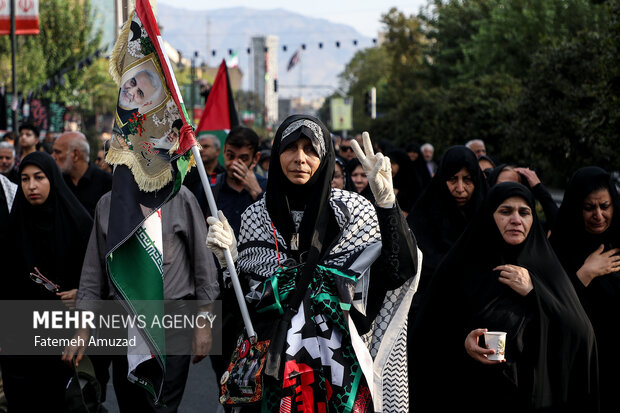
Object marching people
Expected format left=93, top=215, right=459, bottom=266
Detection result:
left=0, top=152, right=93, bottom=412
left=550, top=166, right=620, bottom=412
left=52, top=131, right=113, bottom=217
left=410, top=182, right=598, bottom=412
left=206, top=116, right=419, bottom=411
left=407, top=145, right=488, bottom=297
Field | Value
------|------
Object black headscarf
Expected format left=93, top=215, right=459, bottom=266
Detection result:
left=386, top=149, right=420, bottom=213
left=266, top=114, right=335, bottom=261
left=487, top=163, right=518, bottom=187
left=334, top=156, right=347, bottom=189
left=550, top=166, right=620, bottom=412
left=1, top=152, right=93, bottom=299
left=551, top=166, right=620, bottom=271
left=410, top=182, right=598, bottom=412
left=407, top=145, right=488, bottom=292
left=406, top=142, right=432, bottom=190
left=343, top=157, right=375, bottom=204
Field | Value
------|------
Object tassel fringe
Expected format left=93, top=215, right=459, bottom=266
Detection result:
left=109, top=10, right=134, bottom=85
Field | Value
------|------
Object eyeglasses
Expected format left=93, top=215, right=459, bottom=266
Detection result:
left=339, top=146, right=353, bottom=152
left=29, top=267, right=60, bottom=292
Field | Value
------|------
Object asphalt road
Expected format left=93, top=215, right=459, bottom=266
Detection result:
left=102, top=357, right=224, bottom=413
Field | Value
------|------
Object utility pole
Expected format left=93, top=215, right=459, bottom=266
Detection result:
left=190, top=51, right=197, bottom=124
left=11, top=0, right=18, bottom=132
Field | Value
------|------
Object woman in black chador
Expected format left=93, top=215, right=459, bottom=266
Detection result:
left=407, top=145, right=488, bottom=296
left=410, top=182, right=598, bottom=412
left=550, top=166, right=620, bottom=412
left=0, top=152, right=93, bottom=412
left=207, top=118, right=419, bottom=411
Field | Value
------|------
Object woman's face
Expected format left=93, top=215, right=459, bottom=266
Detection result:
left=390, top=161, right=400, bottom=177
left=351, top=165, right=368, bottom=193
left=446, top=167, right=474, bottom=206
left=478, top=158, right=494, bottom=171
left=493, top=196, right=534, bottom=245
left=332, top=162, right=344, bottom=189
left=279, top=137, right=321, bottom=185
left=497, top=170, right=521, bottom=184
left=582, top=188, right=613, bottom=235
left=21, top=164, right=51, bottom=206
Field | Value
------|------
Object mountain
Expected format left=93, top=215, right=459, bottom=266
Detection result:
left=156, top=5, right=374, bottom=98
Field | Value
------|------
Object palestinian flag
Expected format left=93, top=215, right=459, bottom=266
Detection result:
left=105, top=0, right=196, bottom=403
left=195, top=60, right=239, bottom=166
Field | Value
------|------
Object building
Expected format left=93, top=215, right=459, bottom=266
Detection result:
left=91, top=0, right=158, bottom=49
left=251, top=35, right=279, bottom=126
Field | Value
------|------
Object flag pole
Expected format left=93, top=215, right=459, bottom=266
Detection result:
left=190, top=145, right=256, bottom=340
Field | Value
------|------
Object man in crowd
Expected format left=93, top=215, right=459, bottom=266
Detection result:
left=18, top=123, right=39, bottom=159
left=421, top=143, right=437, bottom=176
left=199, top=134, right=224, bottom=182
left=196, top=126, right=266, bottom=234
left=67, top=182, right=219, bottom=412
left=52, top=131, right=112, bottom=216
left=465, top=139, right=487, bottom=158
left=338, top=137, right=356, bottom=162
left=184, top=133, right=226, bottom=198
left=0, top=142, right=18, bottom=184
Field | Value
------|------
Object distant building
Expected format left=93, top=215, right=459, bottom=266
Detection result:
left=91, top=0, right=158, bottom=50
left=252, top=35, right=279, bottom=126
left=278, top=96, right=324, bottom=121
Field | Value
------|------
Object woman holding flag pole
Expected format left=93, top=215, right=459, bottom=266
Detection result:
left=206, top=115, right=420, bottom=412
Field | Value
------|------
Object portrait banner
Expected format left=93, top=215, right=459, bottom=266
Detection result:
left=104, top=0, right=197, bottom=403
left=108, top=0, right=196, bottom=192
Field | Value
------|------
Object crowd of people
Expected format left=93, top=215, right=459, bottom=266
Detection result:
left=0, top=117, right=618, bottom=412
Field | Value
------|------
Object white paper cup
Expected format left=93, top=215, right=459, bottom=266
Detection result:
left=484, top=331, right=507, bottom=361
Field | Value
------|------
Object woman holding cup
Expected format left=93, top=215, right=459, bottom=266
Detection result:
left=410, top=182, right=598, bottom=412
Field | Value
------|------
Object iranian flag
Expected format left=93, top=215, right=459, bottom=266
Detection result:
left=195, top=59, right=239, bottom=165
left=105, top=0, right=197, bottom=403
left=0, top=0, right=39, bottom=35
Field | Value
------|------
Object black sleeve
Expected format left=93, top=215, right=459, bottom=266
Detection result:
left=371, top=204, right=418, bottom=290
left=351, top=204, right=418, bottom=334
left=531, top=183, right=559, bottom=228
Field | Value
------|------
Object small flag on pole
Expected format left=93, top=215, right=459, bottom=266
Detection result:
left=287, top=48, right=301, bottom=72
left=226, top=50, right=239, bottom=68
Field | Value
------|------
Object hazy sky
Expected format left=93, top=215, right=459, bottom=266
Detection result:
left=156, top=0, right=428, bottom=38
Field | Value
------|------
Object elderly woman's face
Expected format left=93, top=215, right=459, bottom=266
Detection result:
left=582, top=188, right=613, bottom=235
left=21, top=164, right=51, bottom=206
left=446, top=167, right=474, bottom=206
left=280, top=137, right=321, bottom=185
left=493, top=196, right=533, bottom=245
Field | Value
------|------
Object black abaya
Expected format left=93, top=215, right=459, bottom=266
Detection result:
left=550, top=166, right=619, bottom=413
left=0, top=152, right=93, bottom=413
left=410, top=182, right=598, bottom=412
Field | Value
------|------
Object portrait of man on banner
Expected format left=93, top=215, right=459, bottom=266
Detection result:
left=115, top=55, right=170, bottom=136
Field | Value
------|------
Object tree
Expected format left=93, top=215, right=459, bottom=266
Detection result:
left=0, top=0, right=103, bottom=108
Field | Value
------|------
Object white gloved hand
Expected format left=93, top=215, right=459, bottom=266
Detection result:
left=350, top=131, right=396, bottom=208
left=206, top=210, right=238, bottom=268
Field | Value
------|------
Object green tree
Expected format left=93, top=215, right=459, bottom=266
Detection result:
left=461, top=0, right=605, bottom=78
left=0, top=0, right=103, bottom=108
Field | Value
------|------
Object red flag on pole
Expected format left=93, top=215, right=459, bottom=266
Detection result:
left=195, top=60, right=239, bottom=164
